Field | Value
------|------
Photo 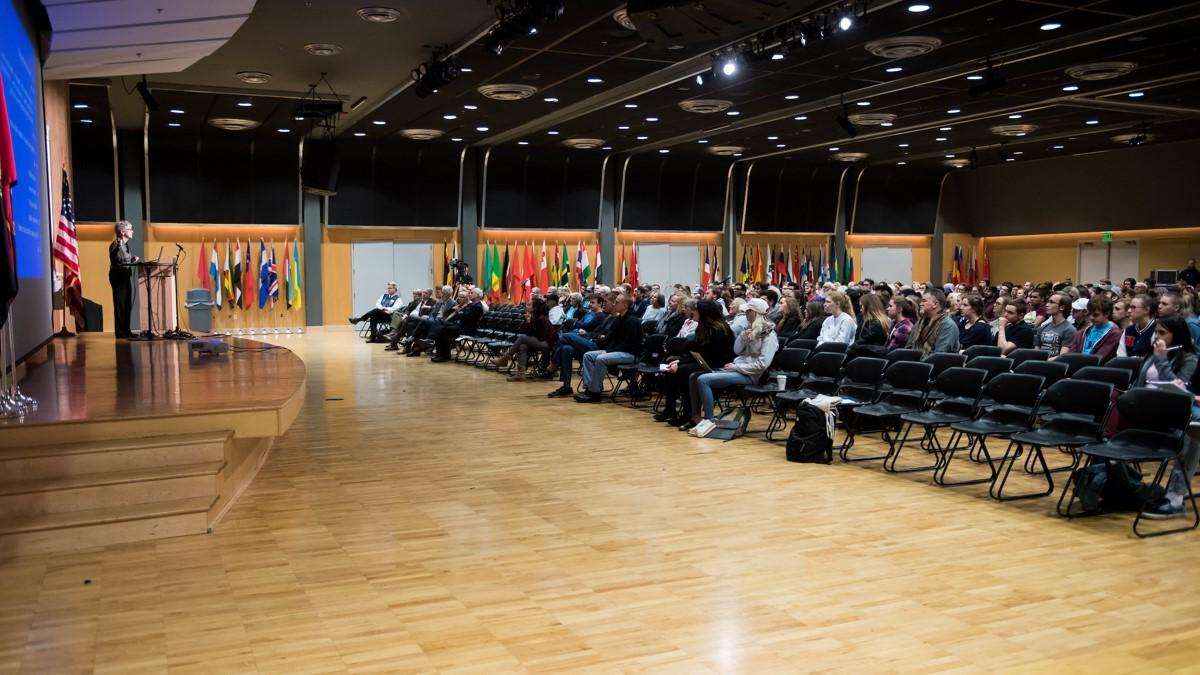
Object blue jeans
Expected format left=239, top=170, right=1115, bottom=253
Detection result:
left=691, top=370, right=753, bottom=419
left=582, top=350, right=635, bottom=393
left=556, top=332, right=598, bottom=386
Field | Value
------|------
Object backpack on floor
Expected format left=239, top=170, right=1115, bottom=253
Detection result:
left=786, top=403, right=833, bottom=464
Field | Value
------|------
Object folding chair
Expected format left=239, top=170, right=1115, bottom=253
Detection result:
left=890, top=367, right=987, bottom=474
left=614, top=334, right=666, bottom=405
left=1008, top=348, right=1048, bottom=371
left=1073, top=365, right=1133, bottom=392
left=1014, top=359, right=1069, bottom=388
left=829, top=357, right=890, bottom=460
left=963, top=345, right=1002, bottom=360
left=743, top=348, right=811, bottom=439
left=1105, top=356, right=1144, bottom=384
left=1055, top=352, right=1100, bottom=377
left=937, top=373, right=1044, bottom=487
left=771, top=352, right=846, bottom=438
left=840, top=361, right=934, bottom=463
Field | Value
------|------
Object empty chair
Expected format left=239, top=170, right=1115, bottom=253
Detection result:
left=743, top=348, right=811, bottom=439
left=993, top=379, right=1113, bottom=502
left=1054, top=352, right=1101, bottom=377
left=1008, top=348, right=1048, bottom=370
left=1073, top=365, right=1133, bottom=391
left=966, top=355, right=1012, bottom=383
left=1103, top=356, right=1143, bottom=384
left=772, top=352, right=847, bottom=433
left=1066, top=388, right=1197, bottom=537
left=938, top=373, right=1044, bottom=487
left=921, top=352, right=968, bottom=404
left=839, top=360, right=934, bottom=463
left=885, top=348, right=924, bottom=365
left=1015, top=359, right=1070, bottom=388
left=963, top=345, right=1002, bottom=360
left=813, top=341, right=849, bottom=355
left=890, top=367, right=988, bottom=474
left=791, top=338, right=818, bottom=352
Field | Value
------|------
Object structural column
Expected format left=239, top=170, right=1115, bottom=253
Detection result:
left=301, top=193, right=323, bottom=326
left=116, top=128, right=145, bottom=335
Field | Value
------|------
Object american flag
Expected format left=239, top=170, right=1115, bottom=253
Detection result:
left=52, top=169, right=80, bottom=284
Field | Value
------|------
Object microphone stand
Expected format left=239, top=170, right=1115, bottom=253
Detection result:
left=163, top=245, right=192, bottom=340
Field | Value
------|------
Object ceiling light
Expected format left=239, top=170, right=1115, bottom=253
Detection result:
left=1008, top=113, right=1023, bottom=119
left=733, top=153, right=743, bottom=157
left=587, top=77, right=603, bottom=83
left=966, top=75, right=983, bottom=81
left=476, top=126, right=489, bottom=131
left=645, top=117, right=658, bottom=122
left=794, top=115, right=807, bottom=121
left=636, top=135, right=649, bottom=140
left=935, top=137, right=947, bottom=141
left=947, top=108, right=961, bottom=114
left=413, top=51, right=462, bottom=98
left=236, top=71, right=272, bottom=84
left=517, top=141, right=529, bottom=145
left=785, top=94, right=799, bottom=100
left=1040, top=22, right=1062, bottom=31
left=880, top=122, right=893, bottom=127
left=1128, top=91, right=1145, bottom=98
left=767, top=136, right=779, bottom=140
left=726, top=111, right=740, bottom=116
left=659, top=149, right=670, bottom=153
left=776, top=144, right=786, bottom=148
left=294, top=115, right=304, bottom=121
left=79, top=118, right=93, bottom=124
left=237, top=100, right=252, bottom=107
left=547, top=130, right=559, bottom=135
left=460, top=67, right=473, bottom=73
left=698, top=139, right=709, bottom=144
left=838, top=14, right=853, bottom=31
left=939, top=126, right=952, bottom=131
left=618, top=125, right=630, bottom=130
left=373, top=120, right=386, bottom=125
left=1086, top=119, right=1099, bottom=125
left=463, top=104, right=478, bottom=110
left=169, top=108, right=185, bottom=114
left=886, top=66, right=903, bottom=73
left=1062, top=85, right=1079, bottom=92
left=353, top=132, right=366, bottom=137
left=304, top=43, right=343, bottom=56
left=602, top=146, right=612, bottom=150
left=908, top=4, right=931, bottom=12
left=897, top=161, right=907, bottom=165
left=695, top=73, right=706, bottom=86
left=1053, top=144, right=1064, bottom=149
left=1006, top=158, right=1015, bottom=162
left=856, top=101, right=871, bottom=107
left=771, top=52, right=785, bottom=61
left=357, top=7, right=403, bottom=23
left=277, top=128, right=290, bottom=133
left=1013, top=151, right=1024, bottom=155
left=898, top=143, right=909, bottom=148
left=829, top=146, right=840, bottom=151
left=543, top=97, right=559, bottom=103
left=722, top=60, right=738, bottom=77
left=451, top=137, right=463, bottom=142
left=624, top=103, right=638, bottom=108
left=167, top=122, right=180, bottom=127
left=944, top=154, right=955, bottom=158
left=443, top=114, right=457, bottom=120
left=72, top=103, right=88, bottom=109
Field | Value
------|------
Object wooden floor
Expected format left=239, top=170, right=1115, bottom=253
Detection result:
left=2, top=327, right=1198, bottom=674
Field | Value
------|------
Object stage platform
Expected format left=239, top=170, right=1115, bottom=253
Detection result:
left=0, top=334, right=306, bottom=556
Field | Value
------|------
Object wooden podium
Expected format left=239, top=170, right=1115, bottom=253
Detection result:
left=134, top=260, right=178, bottom=337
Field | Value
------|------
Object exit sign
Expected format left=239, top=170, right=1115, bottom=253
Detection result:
left=1102, top=232, right=1113, bottom=242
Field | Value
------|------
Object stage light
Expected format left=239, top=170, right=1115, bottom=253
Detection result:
left=722, top=59, right=738, bottom=77
left=908, top=4, right=931, bottom=12
left=484, top=0, right=565, bottom=55
left=695, top=72, right=707, bottom=86
left=838, top=15, right=853, bottom=31
left=136, top=76, right=159, bottom=113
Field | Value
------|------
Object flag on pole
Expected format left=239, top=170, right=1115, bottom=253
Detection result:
left=282, top=240, right=292, bottom=309
left=291, top=239, right=303, bottom=310
left=232, top=240, right=242, bottom=308
left=500, top=243, right=510, bottom=295
left=537, top=240, right=549, bottom=293
left=242, top=238, right=253, bottom=310
left=269, top=243, right=279, bottom=305
left=511, top=242, right=525, bottom=303
left=524, top=242, right=536, bottom=295
left=580, top=244, right=591, bottom=288
left=52, top=169, right=86, bottom=329
left=629, top=244, right=640, bottom=288
left=981, top=242, right=990, bottom=281
left=211, top=240, right=222, bottom=308
left=549, top=242, right=559, bottom=289
left=222, top=239, right=233, bottom=304
left=559, top=242, right=570, bottom=286
left=739, top=246, right=748, bottom=284
left=258, top=239, right=269, bottom=309
left=197, top=238, right=208, bottom=290
left=594, top=243, right=602, bottom=287
left=713, top=245, right=721, bottom=286
left=483, top=242, right=493, bottom=300
left=0, top=73, right=18, bottom=329
left=702, top=245, right=712, bottom=291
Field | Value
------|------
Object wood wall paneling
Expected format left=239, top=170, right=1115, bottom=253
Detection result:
left=322, top=227, right=457, bottom=325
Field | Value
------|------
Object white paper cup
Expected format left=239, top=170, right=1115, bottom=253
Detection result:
left=776, top=374, right=787, bottom=390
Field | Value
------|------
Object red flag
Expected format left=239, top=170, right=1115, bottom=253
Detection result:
left=629, top=245, right=639, bottom=288
left=197, top=239, right=209, bottom=289
left=0, top=73, right=19, bottom=327
left=702, top=245, right=712, bottom=291
left=524, top=242, right=536, bottom=292
left=537, top=240, right=549, bottom=293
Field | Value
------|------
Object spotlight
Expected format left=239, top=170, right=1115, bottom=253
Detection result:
left=412, top=49, right=462, bottom=99
left=838, top=14, right=853, bottom=31
left=712, top=51, right=741, bottom=79
left=483, top=0, right=565, bottom=55
left=695, top=72, right=707, bottom=86
left=135, top=76, right=159, bottom=113
left=968, top=57, right=1006, bottom=97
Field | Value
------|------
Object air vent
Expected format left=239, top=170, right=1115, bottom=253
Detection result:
left=990, top=124, right=1039, bottom=137
left=832, top=152, right=869, bottom=162
left=864, top=36, right=942, bottom=60
left=304, top=43, right=343, bottom=57
left=1065, top=61, right=1138, bottom=81
left=477, top=83, right=538, bottom=101
left=708, top=145, right=746, bottom=156
left=678, top=99, right=733, bottom=114
left=236, top=71, right=271, bottom=84
left=847, top=112, right=897, bottom=126
left=208, top=118, right=260, bottom=131
left=562, top=138, right=605, bottom=149
left=399, top=128, right=443, bottom=140
left=357, top=7, right=403, bottom=23
left=944, top=158, right=971, bottom=168
left=612, top=8, right=636, bottom=31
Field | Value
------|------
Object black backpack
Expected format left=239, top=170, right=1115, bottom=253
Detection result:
left=786, top=403, right=833, bottom=464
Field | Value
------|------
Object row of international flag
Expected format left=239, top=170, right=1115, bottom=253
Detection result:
left=950, top=243, right=990, bottom=285
left=737, top=242, right=854, bottom=286
left=196, top=238, right=302, bottom=311
left=473, top=241, right=630, bottom=304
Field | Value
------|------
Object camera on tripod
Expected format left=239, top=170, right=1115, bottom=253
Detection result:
left=449, top=257, right=462, bottom=269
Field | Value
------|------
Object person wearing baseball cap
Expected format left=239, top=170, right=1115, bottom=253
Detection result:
left=683, top=297, right=778, bottom=431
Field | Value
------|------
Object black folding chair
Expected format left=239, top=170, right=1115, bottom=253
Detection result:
left=813, top=341, right=849, bottom=356
left=921, top=352, right=968, bottom=405
left=1008, top=348, right=1048, bottom=371
left=963, top=345, right=1002, bottom=360
left=1055, top=352, right=1100, bottom=377
left=614, top=333, right=667, bottom=405
left=937, top=373, right=1044, bottom=487
left=839, top=361, right=934, bottom=463
left=792, top=338, right=818, bottom=352
left=967, top=355, right=1012, bottom=382
left=1063, top=388, right=1197, bottom=537
left=992, top=379, right=1112, bottom=502
left=890, top=367, right=988, bottom=474
left=1014, top=359, right=1069, bottom=388
left=1073, top=365, right=1133, bottom=392
left=886, top=348, right=924, bottom=365
left=830, top=357, right=889, bottom=457
left=1105, top=356, right=1144, bottom=384
left=744, top=348, right=811, bottom=439
left=772, top=352, right=846, bottom=436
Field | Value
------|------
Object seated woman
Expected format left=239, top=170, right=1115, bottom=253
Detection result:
left=816, top=291, right=857, bottom=346
left=797, top=300, right=825, bottom=340
left=641, top=292, right=668, bottom=325
left=655, top=300, right=735, bottom=427
left=657, top=293, right=687, bottom=336
left=1135, top=315, right=1200, bottom=520
left=676, top=298, right=700, bottom=338
left=775, top=297, right=804, bottom=340
left=562, top=293, right=584, bottom=323
left=855, top=293, right=891, bottom=347
left=884, top=296, right=916, bottom=350
left=684, top=298, right=779, bottom=430
left=494, top=298, right=556, bottom=381
left=957, top=294, right=993, bottom=348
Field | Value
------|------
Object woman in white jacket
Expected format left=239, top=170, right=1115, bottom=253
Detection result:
left=817, top=291, right=857, bottom=346
left=683, top=297, right=780, bottom=430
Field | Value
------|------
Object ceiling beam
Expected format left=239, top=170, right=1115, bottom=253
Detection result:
left=1055, top=96, right=1200, bottom=118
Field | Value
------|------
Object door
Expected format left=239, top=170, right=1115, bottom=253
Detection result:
left=351, top=241, right=394, bottom=318
left=860, top=246, right=913, bottom=285
left=1109, top=240, right=1139, bottom=283
left=392, top=242, right=434, bottom=299
left=1078, top=242, right=1107, bottom=286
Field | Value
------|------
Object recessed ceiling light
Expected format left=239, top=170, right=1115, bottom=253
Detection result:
left=1040, top=22, right=1062, bottom=31
left=601, top=146, right=612, bottom=150
left=898, top=143, right=910, bottom=148
left=945, top=154, right=955, bottom=158
left=908, top=4, right=931, bottom=12
left=856, top=101, right=871, bottom=107
left=237, top=100, right=252, bottom=107
left=838, top=15, right=853, bottom=30
left=785, top=94, right=800, bottom=100
left=79, top=118, right=93, bottom=124
left=451, top=137, right=463, bottom=142
left=1086, top=119, right=1099, bottom=125
left=636, top=135, right=649, bottom=140
left=939, top=126, right=952, bottom=131
left=624, top=103, right=638, bottom=108
left=356, top=7, right=403, bottom=23
left=169, top=108, right=185, bottom=114
left=1062, top=85, right=1079, bottom=92
left=897, top=161, right=907, bottom=165
left=794, top=115, right=807, bottom=121
left=947, top=108, right=961, bottom=114
left=886, top=66, right=903, bottom=73
left=517, top=141, right=529, bottom=145
left=443, top=114, right=457, bottom=120
left=767, top=136, right=779, bottom=140
left=966, top=75, right=983, bottom=81
left=353, top=132, right=366, bottom=137
left=294, top=116, right=304, bottom=121
left=726, top=111, right=740, bottom=116
left=1128, top=91, right=1145, bottom=98
left=698, top=139, right=709, bottom=144
left=543, top=97, right=559, bottom=103
left=168, top=122, right=180, bottom=127
left=829, top=146, right=840, bottom=151
left=460, top=67, right=473, bottom=73
left=645, top=117, right=659, bottom=122
left=1053, top=144, right=1064, bottom=149
left=1013, top=151, right=1024, bottom=155
left=935, top=137, right=947, bottom=141
left=1006, top=157, right=1015, bottom=162
left=304, top=43, right=343, bottom=56
left=373, top=120, right=386, bottom=125
left=733, top=153, right=743, bottom=157
left=463, top=104, right=478, bottom=110
left=587, top=77, right=603, bottom=84
left=618, top=125, right=630, bottom=130
left=73, top=103, right=88, bottom=109
left=547, top=130, right=559, bottom=135
left=880, top=122, right=893, bottom=127
left=776, top=144, right=786, bottom=148
left=659, top=149, right=670, bottom=154
left=1008, top=113, right=1023, bottom=119
left=277, top=128, right=290, bottom=133
left=236, top=71, right=272, bottom=84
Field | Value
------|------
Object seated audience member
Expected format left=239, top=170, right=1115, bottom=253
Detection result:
left=776, top=297, right=804, bottom=339
left=884, top=296, right=916, bottom=350
left=727, top=298, right=748, bottom=337
left=632, top=285, right=652, bottom=317
left=684, top=298, right=779, bottom=429
left=1158, top=290, right=1200, bottom=348
left=1118, top=294, right=1156, bottom=357
left=545, top=294, right=564, bottom=326
left=546, top=297, right=615, bottom=396
left=656, top=300, right=735, bottom=425
left=1035, top=292, right=1076, bottom=357
left=1025, top=288, right=1048, bottom=325
left=1066, top=295, right=1121, bottom=363
left=1112, top=296, right=1129, bottom=331
left=429, top=288, right=485, bottom=362
left=764, top=288, right=782, bottom=322
left=994, top=299, right=1033, bottom=355
left=855, top=293, right=891, bottom=347
left=1070, top=297, right=1090, bottom=330
left=798, top=301, right=825, bottom=340
left=817, top=291, right=857, bottom=345
left=402, top=286, right=456, bottom=354
left=381, top=288, right=424, bottom=341
left=908, top=289, right=961, bottom=354
left=575, top=294, right=644, bottom=402
left=350, top=281, right=402, bottom=342
left=495, top=299, right=556, bottom=381
left=677, top=298, right=700, bottom=338
left=1180, top=258, right=1200, bottom=288
left=383, top=288, right=433, bottom=350
left=562, top=293, right=584, bottom=322
left=641, top=292, right=668, bottom=324
left=1134, top=314, right=1200, bottom=520
left=958, top=294, right=993, bottom=348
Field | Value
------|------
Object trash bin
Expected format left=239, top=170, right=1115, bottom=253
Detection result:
left=184, top=288, right=215, bottom=333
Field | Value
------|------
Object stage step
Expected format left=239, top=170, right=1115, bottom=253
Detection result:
left=0, top=461, right=224, bottom=519
left=0, top=495, right=218, bottom=557
left=0, top=432, right=228, bottom=481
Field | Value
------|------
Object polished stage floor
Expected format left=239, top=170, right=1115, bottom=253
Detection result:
left=1, top=327, right=1197, bottom=673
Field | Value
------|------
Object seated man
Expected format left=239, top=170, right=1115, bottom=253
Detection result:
left=429, top=288, right=485, bottom=362
left=384, top=288, right=433, bottom=350
left=575, top=294, right=644, bottom=402
left=404, top=286, right=456, bottom=356
left=995, top=298, right=1035, bottom=355
left=349, top=282, right=402, bottom=342
left=547, top=295, right=615, bottom=397
left=907, top=288, right=961, bottom=354
left=1066, top=295, right=1121, bottom=363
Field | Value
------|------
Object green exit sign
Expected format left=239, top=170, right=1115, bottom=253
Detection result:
left=1102, top=232, right=1113, bottom=242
